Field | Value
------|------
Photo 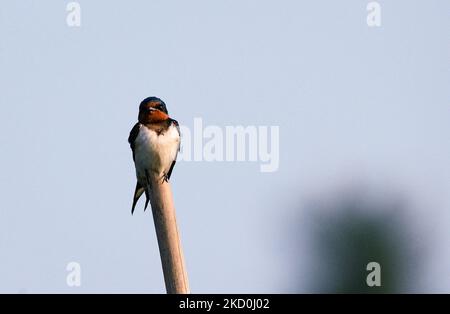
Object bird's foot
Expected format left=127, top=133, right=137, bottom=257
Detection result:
left=161, top=173, right=170, bottom=183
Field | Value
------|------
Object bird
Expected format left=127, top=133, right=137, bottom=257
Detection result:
left=128, top=97, right=180, bottom=214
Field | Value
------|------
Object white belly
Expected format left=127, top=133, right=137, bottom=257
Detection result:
left=134, top=125, right=179, bottom=183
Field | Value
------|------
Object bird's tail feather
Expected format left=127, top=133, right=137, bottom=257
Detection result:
left=144, top=188, right=150, bottom=211
left=131, top=182, right=145, bottom=214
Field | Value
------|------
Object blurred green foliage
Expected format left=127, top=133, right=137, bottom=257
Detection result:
left=294, top=190, right=419, bottom=293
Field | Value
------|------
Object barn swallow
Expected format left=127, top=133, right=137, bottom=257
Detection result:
left=128, top=97, right=180, bottom=214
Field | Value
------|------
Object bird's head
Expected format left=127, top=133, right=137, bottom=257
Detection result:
left=138, top=97, right=169, bottom=124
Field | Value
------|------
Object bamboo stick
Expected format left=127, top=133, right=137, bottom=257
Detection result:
left=149, top=175, right=189, bottom=294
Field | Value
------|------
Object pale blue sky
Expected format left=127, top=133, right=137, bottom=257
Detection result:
left=0, top=1, right=449, bottom=293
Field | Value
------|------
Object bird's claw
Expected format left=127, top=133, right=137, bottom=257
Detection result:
left=161, top=173, right=169, bottom=183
